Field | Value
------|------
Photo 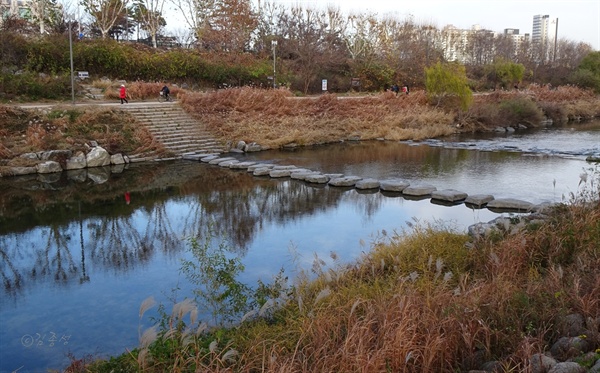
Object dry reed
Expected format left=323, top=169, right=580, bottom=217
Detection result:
left=180, top=88, right=455, bottom=148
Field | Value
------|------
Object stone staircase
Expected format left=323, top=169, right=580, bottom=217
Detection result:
left=80, top=83, right=105, bottom=100
left=121, top=104, right=225, bottom=162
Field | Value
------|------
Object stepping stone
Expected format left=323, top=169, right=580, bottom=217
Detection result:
left=182, top=154, right=203, bottom=161
left=465, top=194, right=494, bottom=208
left=355, top=178, right=380, bottom=190
left=200, top=155, right=220, bottom=162
left=218, top=159, right=239, bottom=167
left=229, top=161, right=256, bottom=169
left=402, top=183, right=437, bottom=196
left=329, top=176, right=362, bottom=187
left=305, top=174, right=329, bottom=184
left=431, top=189, right=468, bottom=202
left=253, top=167, right=272, bottom=176
left=247, top=163, right=275, bottom=172
left=270, top=169, right=292, bottom=178
left=208, top=157, right=235, bottom=165
left=290, top=171, right=316, bottom=180
left=487, top=198, right=534, bottom=212
left=272, top=165, right=297, bottom=170
left=380, top=179, right=410, bottom=192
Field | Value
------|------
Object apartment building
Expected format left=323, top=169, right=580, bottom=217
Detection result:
left=532, top=14, right=558, bottom=61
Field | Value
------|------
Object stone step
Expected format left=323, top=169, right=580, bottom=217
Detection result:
left=156, top=138, right=219, bottom=145
left=142, top=122, right=202, bottom=128
left=121, top=103, right=224, bottom=157
left=145, top=128, right=213, bottom=135
left=160, top=139, right=221, bottom=147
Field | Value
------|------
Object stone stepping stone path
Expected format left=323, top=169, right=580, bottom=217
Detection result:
left=196, top=155, right=546, bottom=214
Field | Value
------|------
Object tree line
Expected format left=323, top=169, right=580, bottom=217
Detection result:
left=1, top=0, right=599, bottom=94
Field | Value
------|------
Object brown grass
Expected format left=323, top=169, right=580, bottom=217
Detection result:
left=225, top=200, right=600, bottom=372
left=180, top=88, right=455, bottom=148
left=0, top=104, right=167, bottom=159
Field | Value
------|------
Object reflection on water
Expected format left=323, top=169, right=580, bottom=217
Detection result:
left=1, top=122, right=598, bottom=372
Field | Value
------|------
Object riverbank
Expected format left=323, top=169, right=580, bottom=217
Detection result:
left=2, top=87, right=599, bottom=372
left=2, top=85, right=599, bottom=165
left=179, top=85, right=600, bottom=150
left=79, top=182, right=600, bottom=372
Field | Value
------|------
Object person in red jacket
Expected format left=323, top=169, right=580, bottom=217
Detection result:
left=119, top=84, right=128, bottom=104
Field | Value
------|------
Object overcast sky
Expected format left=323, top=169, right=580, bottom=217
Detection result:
left=266, top=0, right=600, bottom=50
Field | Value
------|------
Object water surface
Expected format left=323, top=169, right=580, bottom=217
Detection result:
left=1, top=120, right=598, bottom=372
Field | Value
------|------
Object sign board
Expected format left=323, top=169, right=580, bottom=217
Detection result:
left=77, top=71, right=89, bottom=79
left=322, top=79, right=327, bottom=91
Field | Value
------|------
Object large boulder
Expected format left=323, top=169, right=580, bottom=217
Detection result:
left=86, top=147, right=111, bottom=168
left=40, top=149, right=72, bottom=162
left=547, top=362, right=586, bottom=373
left=529, top=353, right=557, bottom=373
left=66, top=151, right=87, bottom=170
left=36, top=161, right=62, bottom=174
left=110, top=153, right=126, bottom=165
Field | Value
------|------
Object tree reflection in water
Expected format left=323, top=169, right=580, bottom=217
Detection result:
left=0, top=235, right=23, bottom=298
left=0, top=159, right=399, bottom=304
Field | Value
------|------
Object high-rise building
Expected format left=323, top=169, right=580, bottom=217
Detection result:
left=532, top=14, right=558, bottom=61
left=504, top=28, right=529, bottom=54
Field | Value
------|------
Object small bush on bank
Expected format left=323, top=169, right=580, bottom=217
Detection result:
left=497, top=96, right=544, bottom=126
left=0, top=72, right=73, bottom=101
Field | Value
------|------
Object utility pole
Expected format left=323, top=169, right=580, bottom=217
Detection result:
left=272, top=40, right=277, bottom=89
left=69, top=19, right=75, bottom=104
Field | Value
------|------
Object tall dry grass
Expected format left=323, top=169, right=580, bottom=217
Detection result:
left=0, top=105, right=167, bottom=159
left=180, top=88, right=455, bottom=148
left=83, top=169, right=600, bottom=373
left=228, top=201, right=599, bottom=372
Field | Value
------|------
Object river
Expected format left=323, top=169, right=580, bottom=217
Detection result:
left=0, top=120, right=599, bottom=372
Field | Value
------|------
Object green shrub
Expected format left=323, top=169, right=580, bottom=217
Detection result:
left=0, top=72, right=72, bottom=101
left=497, top=96, right=544, bottom=126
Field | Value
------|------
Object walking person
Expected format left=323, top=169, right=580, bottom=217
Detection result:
left=119, top=84, right=128, bottom=104
left=161, top=84, right=170, bottom=101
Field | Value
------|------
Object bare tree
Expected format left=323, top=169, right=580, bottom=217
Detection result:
left=253, top=0, right=282, bottom=55
left=277, top=5, right=347, bottom=93
left=82, top=0, right=127, bottom=38
left=169, top=0, right=215, bottom=36
left=28, top=0, right=64, bottom=33
left=343, top=12, right=378, bottom=62
left=133, top=0, right=166, bottom=47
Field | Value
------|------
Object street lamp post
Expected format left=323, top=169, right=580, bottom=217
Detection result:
left=271, top=40, right=277, bottom=89
left=68, top=19, right=75, bottom=104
